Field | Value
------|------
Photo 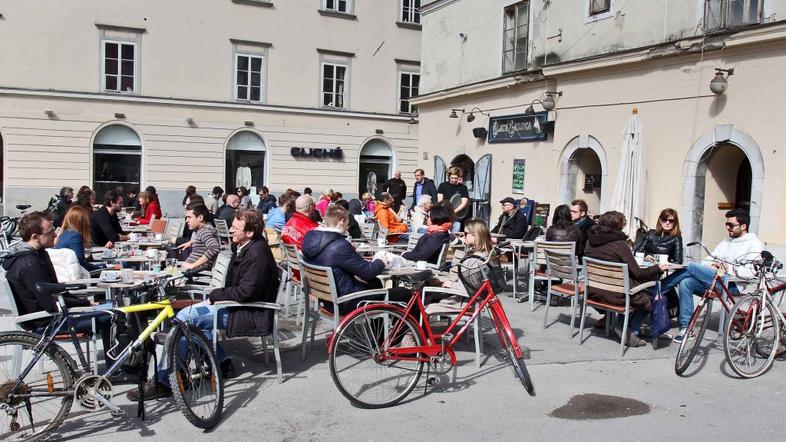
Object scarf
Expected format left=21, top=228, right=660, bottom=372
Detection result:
left=427, top=222, right=452, bottom=234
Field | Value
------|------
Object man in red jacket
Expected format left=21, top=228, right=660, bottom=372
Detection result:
left=281, top=195, right=319, bottom=249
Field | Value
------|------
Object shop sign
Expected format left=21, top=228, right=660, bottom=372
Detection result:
left=488, top=112, right=548, bottom=143
left=512, top=159, right=525, bottom=194
left=290, top=147, right=344, bottom=160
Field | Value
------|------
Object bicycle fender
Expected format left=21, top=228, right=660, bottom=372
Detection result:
left=327, top=304, right=426, bottom=354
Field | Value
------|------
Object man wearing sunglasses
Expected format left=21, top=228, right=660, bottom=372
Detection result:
left=663, top=209, right=762, bottom=343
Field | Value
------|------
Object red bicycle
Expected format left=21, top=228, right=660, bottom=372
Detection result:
left=328, top=246, right=534, bottom=408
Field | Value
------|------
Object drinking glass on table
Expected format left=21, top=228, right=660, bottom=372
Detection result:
left=165, top=258, right=178, bottom=274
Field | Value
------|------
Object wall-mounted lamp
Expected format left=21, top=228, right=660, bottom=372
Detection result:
left=186, top=117, right=197, bottom=127
left=710, top=68, right=734, bottom=95
left=244, top=120, right=254, bottom=127
left=375, top=129, right=384, bottom=134
left=44, top=110, right=55, bottom=118
left=465, top=107, right=488, bottom=123
left=114, top=112, right=126, bottom=119
left=448, top=108, right=465, bottom=119
left=542, top=91, right=562, bottom=111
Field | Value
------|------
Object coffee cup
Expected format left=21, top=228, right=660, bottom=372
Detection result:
left=100, top=270, right=120, bottom=282
left=146, top=248, right=158, bottom=259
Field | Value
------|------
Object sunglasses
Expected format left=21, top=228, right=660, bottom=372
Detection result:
left=725, top=222, right=740, bottom=229
left=660, top=218, right=676, bottom=224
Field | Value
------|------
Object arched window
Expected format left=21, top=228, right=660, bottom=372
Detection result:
left=93, top=125, right=142, bottom=198
left=226, top=131, right=266, bottom=192
left=358, top=139, right=392, bottom=198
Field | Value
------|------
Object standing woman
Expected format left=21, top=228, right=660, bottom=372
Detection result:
left=237, top=186, right=253, bottom=210
left=55, top=206, right=105, bottom=272
left=634, top=208, right=684, bottom=264
left=137, top=191, right=162, bottom=225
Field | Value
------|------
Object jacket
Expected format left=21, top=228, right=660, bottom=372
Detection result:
left=215, top=204, right=236, bottom=225
left=47, top=248, right=90, bottom=282
left=706, top=232, right=763, bottom=280
left=205, top=195, right=220, bottom=214
left=90, top=206, right=123, bottom=246
left=374, top=205, right=408, bottom=242
left=138, top=200, right=162, bottom=225
left=633, top=229, right=684, bottom=264
left=402, top=231, right=449, bottom=264
left=55, top=229, right=102, bottom=271
left=381, top=178, right=407, bottom=201
left=410, top=178, right=437, bottom=209
left=585, top=227, right=662, bottom=311
left=257, top=194, right=277, bottom=214
left=52, top=196, right=70, bottom=228
left=302, top=228, right=385, bottom=297
left=2, top=244, right=89, bottom=323
left=265, top=207, right=287, bottom=230
left=281, top=212, right=319, bottom=249
left=208, top=237, right=279, bottom=337
left=546, top=224, right=581, bottom=244
left=491, top=210, right=528, bottom=239
left=575, top=216, right=596, bottom=260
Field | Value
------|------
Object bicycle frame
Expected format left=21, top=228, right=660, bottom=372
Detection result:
left=702, top=267, right=739, bottom=314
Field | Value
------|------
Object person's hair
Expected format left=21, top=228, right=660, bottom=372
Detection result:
left=138, top=191, right=149, bottom=207
left=145, top=185, right=157, bottom=194
left=322, top=189, right=334, bottom=198
left=278, top=193, right=290, bottom=207
left=414, top=168, right=425, bottom=175
left=295, top=195, right=314, bottom=212
left=597, top=211, right=627, bottom=231
left=235, top=210, right=265, bottom=239
left=334, top=199, right=350, bottom=211
left=655, top=208, right=682, bottom=237
left=186, top=203, right=213, bottom=224
left=334, top=192, right=343, bottom=201
left=435, top=199, right=456, bottom=220
left=571, top=199, right=588, bottom=215
left=447, top=166, right=463, bottom=178
left=379, top=192, right=393, bottom=203
left=188, top=194, right=205, bottom=206
left=417, top=194, right=432, bottom=208
left=77, top=185, right=91, bottom=195
left=304, top=187, right=312, bottom=195
left=464, top=219, right=493, bottom=255
left=259, top=186, right=269, bottom=194
left=237, top=186, right=249, bottom=196
left=59, top=186, right=73, bottom=197
left=212, top=186, right=224, bottom=195
left=725, top=208, right=750, bottom=230
left=362, top=192, right=372, bottom=200
left=19, top=211, right=51, bottom=242
left=323, top=205, right=348, bottom=228
left=103, top=190, right=122, bottom=206
left=182, top=185, right=197, bottom=205
left=58, top=206, right=91, bottom=247
left=75, top=190, right=94, bottom=211
left=428, top=204, right=453, bottom=225
left=550, top=204, right=574, bottom=230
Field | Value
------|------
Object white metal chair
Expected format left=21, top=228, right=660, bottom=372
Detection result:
left=543, top=249, right=583, bottom=337
left=578, top=257, right=657, bottom=357
left=280, top=242, right=305, bottom=324
left=360, top=223, right=378, bottom=240
left=214, top=219, right=232, bottom=247
left=406, top=233, right=423, bottom=251
left=165, top=218, right=185, bottom=239
left=528, top=241, right=576, bottom=312
left=184, top=252, right=232, bottom=300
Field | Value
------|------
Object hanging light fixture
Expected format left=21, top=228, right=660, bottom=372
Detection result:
left=448, top=108, right=464, bottom=119
left=710, top=68, right=734, bottom=95
left=542, top=91, right=562, bottom=112
left=466, top=112, right=475, bottom=122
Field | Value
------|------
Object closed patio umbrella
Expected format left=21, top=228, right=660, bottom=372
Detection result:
left=610, top=108, right=646, bottom=239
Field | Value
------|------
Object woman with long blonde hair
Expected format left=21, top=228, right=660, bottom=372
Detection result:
left=55, top=206, right=105, bottom=272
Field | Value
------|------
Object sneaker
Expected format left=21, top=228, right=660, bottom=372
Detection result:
left=614, top=326, right=647, bottom=347
left=125, top=379, right=172, bottom=402
left=672, top=328, right=687, bottom=344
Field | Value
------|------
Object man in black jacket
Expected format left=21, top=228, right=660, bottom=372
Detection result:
left=571, top=199, right=596, bottom=260
left=381, top=170, right=407, bottom=212
left=410, top=169, right=437, bottom=210
left=90, top=190, right=128, bottom=247
left=491, top=197, right=528, bottom=239
left=215, top=194, right=240, bottom=225
left=51, top=186, right=73, bottom=228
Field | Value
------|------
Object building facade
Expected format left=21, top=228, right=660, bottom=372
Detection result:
left=0, top=0, right=422, bottom=215
left=414, top=0, right=786, bottom=254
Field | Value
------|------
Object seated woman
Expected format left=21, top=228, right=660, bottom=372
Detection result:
left=634, top=208, right=683, bottom=264
left=178, top=204, right=221, bottom=270
left=55, top=206, right=106, bottom=273
left=546, top=204, right=580, bottom=245
left=374, top=192, right=408, bottom=242
left=136, top=191, right=162, bottom=225
left=401, top=204, right=452, bottom=265
left=362, top=192, right=376, bottom=218
left=265, top=194, right=291, bottom=232
left=585, top=211, right=670, bottom=347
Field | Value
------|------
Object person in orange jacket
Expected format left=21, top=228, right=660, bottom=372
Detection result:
left=374, top=192, right=408, bottom=243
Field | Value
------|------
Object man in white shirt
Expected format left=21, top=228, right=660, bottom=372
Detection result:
left=668, top=209, right=763, bottom=343
left=410, top=194, right=432, bottom=234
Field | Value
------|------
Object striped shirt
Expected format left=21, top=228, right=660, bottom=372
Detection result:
left=186, top=224, right=221, bottom=263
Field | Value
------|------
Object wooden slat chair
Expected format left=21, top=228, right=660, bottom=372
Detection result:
left=165, top=218, right=184, bottom=239
left=360, top=223, right=378, bottom=240
left=578, top=257, right=658, bottom=357
left=528, top=241, right=576, bottom=312
left=298, top=260, right=388, bottom=361
left=543, top=249, right=584, bottom=337
left=406, top=233, right=424, bottom=252
left=280, top=242, right=306, bottom=325
left=150, top=218, right=167, bottom=234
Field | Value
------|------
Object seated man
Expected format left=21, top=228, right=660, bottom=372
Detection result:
left=334, top=200, right=362, bottom=239
left=373, top=192, right=408, bottom=242
left=132, top=209, right=279, bottom=400
left=214, top=194, right=240, bottom=225
left=178, top=204, right=221, bottom=270
left=90, top=190, right=129, bottom=247
left=491, top=197, right=527, bottom=239
left=281, top=195, right=319, bottom=249
left=410, top=194, right=432, bottom=234
left=663, top=209, right=763, bottom=343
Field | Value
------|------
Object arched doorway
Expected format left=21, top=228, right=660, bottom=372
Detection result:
left=559, top=134, right=608, bottom=215
left=450, top=154, right=475, bottom=192
left=225, top=130, right=266, bottom=195
left=93, top=124, right=142, bottom=198
left=358, top=138, right=392, bottom=198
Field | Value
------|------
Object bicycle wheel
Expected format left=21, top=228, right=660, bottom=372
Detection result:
left=769, top=288, right=786, bottom=358
left=165, top=323, right=224, bottom=429
left=0, top=332, right=76, bottom=441
left=674, top=298, right=712, bottom=376
left=329, top=306, right=424, bottom=408
left=723, top=296, right=779, bottom=378
left=499, top=325, right=534, bottom=395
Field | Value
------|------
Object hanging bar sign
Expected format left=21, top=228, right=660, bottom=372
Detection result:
left=488, top=112, right=548, bottom=143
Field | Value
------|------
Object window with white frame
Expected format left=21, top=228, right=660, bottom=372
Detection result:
left=398, top=71, right=419, bottom=114
left=102, top=40, right=136, bottom=93
left=705, top=0, right=761, bottom=31
left=322, top=63, right=348, bottom=108
left=235, top=54, right=265, bottom=102
left=589, top=0, right=611, bottom=15
left=502, top=1, right=529, bottom=74
left=401, top=0, right=421, bottom=24
left=323, top=0, right=351, bottom=14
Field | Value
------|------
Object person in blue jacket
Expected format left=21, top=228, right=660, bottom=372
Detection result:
left=55, top=206, right=106, bottom=272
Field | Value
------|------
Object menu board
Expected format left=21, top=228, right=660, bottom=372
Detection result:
left=532, top=203, right=551, bottom=227
left=512, top=159, right=525, bottom=194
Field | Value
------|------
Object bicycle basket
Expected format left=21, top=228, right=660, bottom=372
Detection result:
left=457, top=253, right=508, bottom=295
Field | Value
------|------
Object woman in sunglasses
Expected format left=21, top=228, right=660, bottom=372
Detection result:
left=633, top=208, right=683, bottom=264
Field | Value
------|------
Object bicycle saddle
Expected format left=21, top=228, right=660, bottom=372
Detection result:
left=36, top=282, right=87, bottom=294
left=399, top=270, right=433, bottom=286
left=16, top=204, right=31, bottom=210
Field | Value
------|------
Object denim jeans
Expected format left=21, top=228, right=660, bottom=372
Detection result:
left=157, top=300, right=230, bottom=386
left=670, top=262, right=738, bottom=329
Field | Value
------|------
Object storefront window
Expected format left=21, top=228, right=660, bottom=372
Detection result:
left=226, top=131, right=266, bottom=193
left=93, top=125, right=142, bottom=198
left=358, top=139, right=392, bottom=199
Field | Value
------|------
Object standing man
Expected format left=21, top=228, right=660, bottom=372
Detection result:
left=571, top=199, right=595, bottom=261
left=491, top=197, right=528, bottom=239
left=437, top=166, right=470, bottom=232
left=205, top=186, right=224, bottom=214
left=410, top=169, right=437, bottom=210
left=90, top=190, right=129, bottom=247
left=257, top=186, right=277, bottom=214
left=281, top=195, right=319, bottom=249
left=381, top=171, right=407, bottom=213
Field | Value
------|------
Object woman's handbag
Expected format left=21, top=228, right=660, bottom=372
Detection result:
left=650, top=286, right=670, bottom=338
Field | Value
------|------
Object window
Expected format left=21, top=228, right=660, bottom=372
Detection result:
left=398, top=71, right=419, bottom=114
left=502, top=1, right=529, bottom=74
left=323, top=0, right=351, bottom=13
left=589, top=0, right=610, bottom=15
left=705, top=0, right=761, bottom=32
left=401, top=0, right=421, bottom=24
left=321, top=63, right=348, bottom=108
left=92, top=125, right=142, bottom=198
left=235, top=54, right=265, bottom=102
left=102, top=40, right=136, bottom=93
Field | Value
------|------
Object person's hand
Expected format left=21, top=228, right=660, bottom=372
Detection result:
left=181, top=261, right=195, bottom=270
left=658, top=263, right=671, bottom=272
left=644, top=255, right=656, bottom=263
left=105, top=241, right=114, bottom=249
left=177, top=241, right=192, bottom=250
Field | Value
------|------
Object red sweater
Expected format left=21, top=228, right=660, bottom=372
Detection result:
left=281, top=212, right=319, bottom=250
left=139, top=200, right=162, bottom=224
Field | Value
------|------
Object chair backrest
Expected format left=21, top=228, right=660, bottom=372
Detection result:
left=406, top=233, right=423, bottom=251
left=299, top=260, right=339, bottom=303
left=360, top=223, right=377, bottom=240
left=533, top=241, right=575, bottom=266
left=543, top=249, right=578, bottom=281
left=582, top=256, right=629, bottom=295
left=214, top=219, right=232, bottom=242
left=281, top=242, right=303, bottom=276
left=165, top=218, right=184, bottom=238
left=0, top=269, right=20, bottom=317
left=375, top=219, right=389, bottom=238
left=209, top=252, right=233, bottom=290
left=436, top=243, right=449, bottom=269
left=150, top=218, right=167, bottom=234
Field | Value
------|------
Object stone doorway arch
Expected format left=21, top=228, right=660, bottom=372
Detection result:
left=558, top=134, right=608, bottom=214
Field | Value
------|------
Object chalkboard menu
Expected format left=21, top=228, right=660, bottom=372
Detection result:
left=512, top=159, right=525, bottom=194
left=488, top=112, right=548, bottom=143
left=532, top=203, right=551, bottom=227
